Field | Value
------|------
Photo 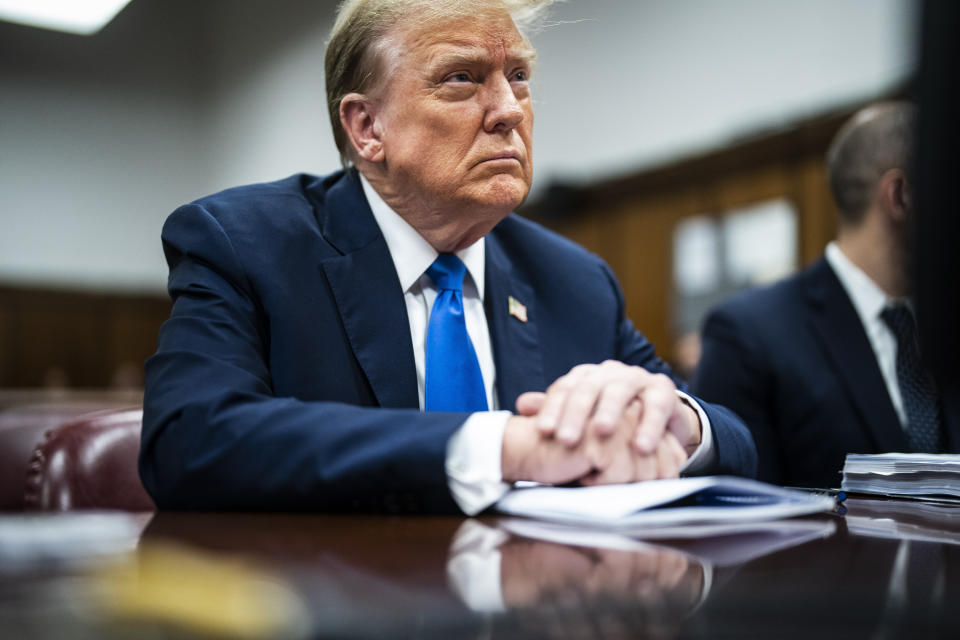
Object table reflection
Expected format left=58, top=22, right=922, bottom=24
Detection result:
left=498, top=535, right=703, bottom=610
left=4, top=503, right=960, bottom=639
left=696, top=502, right=960, bottom=638
left=134, top=512, right=835, bottom=638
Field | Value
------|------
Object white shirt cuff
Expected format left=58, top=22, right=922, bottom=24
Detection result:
left=446, top=520, right=508, bottom=613
left=446, top=411, right=513, bottom=515
left=676, top=390, right=716, bottom=474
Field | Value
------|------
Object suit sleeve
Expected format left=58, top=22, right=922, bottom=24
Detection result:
left=692, top=307, right=782, bottom=484
left=140, top=203, right=465, bottom=513
left=601, top=264, right=758, bottom=478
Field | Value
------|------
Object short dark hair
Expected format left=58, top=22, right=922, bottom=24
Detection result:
left=826, top=101, right=916, bottom=225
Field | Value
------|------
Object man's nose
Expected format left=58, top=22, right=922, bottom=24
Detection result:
left=482, top=75, right=525, bottom=133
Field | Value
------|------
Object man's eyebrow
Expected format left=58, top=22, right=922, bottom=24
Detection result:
left=428, top=47, right=537, bottom=70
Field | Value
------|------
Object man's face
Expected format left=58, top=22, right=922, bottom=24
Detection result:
left=371, top=11, right=535, bottom=250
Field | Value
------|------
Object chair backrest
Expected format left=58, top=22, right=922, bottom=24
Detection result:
left=23, top=408, right=155, bottom=511
left=0, top=399, right=140, bottom=510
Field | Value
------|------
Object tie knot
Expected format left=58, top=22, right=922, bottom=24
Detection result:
left=881, top=304, right=917, bottom=343
left=427, top=254, right=467, bottom=291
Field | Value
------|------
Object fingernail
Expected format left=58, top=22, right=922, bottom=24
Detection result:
left=557, top=425, right=577, bottom=444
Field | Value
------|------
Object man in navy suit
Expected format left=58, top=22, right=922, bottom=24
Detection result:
left=694, top=102, right=959, bottom=488
left=141, top=0, right=756, bottom=514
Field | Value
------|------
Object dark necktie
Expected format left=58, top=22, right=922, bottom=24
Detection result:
left=424, top=254, right=488, bottom=412
left=880, top=304, right=943, bottom=452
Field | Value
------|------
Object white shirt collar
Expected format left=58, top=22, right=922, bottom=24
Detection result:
left=824, top=241, right=894, bottom=323
left=359, top=172, right=486, bottom=298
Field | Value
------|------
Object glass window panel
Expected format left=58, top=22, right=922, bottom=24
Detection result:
left=722, top=198, right=798, bottom=286
left=673, top=216, right=720, bottom=296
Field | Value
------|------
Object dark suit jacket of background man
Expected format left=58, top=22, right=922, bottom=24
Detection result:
left=141, top=169, right=757, bottom=513
left=693, top=258, right=960, bottom=488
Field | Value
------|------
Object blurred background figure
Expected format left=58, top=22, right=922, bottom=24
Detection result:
left=693, top=102, right=960, bottom=489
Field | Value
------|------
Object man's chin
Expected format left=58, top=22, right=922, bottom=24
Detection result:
left=466, top=175, right=530, bottom=213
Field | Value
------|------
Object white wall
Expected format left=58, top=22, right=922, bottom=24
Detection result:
left=0, top=0, right=208, bottom=292
left=0, top=0, right=918, bottom=292
left=201, top=0, right=339, bottom=189
left=531, top=0, right=917, bottom=186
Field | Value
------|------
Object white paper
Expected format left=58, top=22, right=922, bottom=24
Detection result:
left=495, top=476, right=836, bottom=529
left=842, top=453, right=960, bottom=498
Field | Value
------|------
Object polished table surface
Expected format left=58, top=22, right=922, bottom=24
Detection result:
left=2, top=497, right=960, bottom=639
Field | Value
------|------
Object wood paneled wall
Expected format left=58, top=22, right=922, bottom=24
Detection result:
left=0, top=286, right=170, bottom=388
left=520, top=107, right=857, bottom=365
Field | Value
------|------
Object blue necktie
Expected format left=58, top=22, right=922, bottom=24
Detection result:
left=424, top=254, right=488, bottom=412
left=881, top=304, right=943, bottom=452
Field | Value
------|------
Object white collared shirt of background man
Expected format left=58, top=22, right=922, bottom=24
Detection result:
left=825, top=242, right=908, bottom=426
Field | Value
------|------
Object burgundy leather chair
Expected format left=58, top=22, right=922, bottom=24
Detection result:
left=23, top=408, right=155, bottom=511
left=0, top=398, right=140, bottom=510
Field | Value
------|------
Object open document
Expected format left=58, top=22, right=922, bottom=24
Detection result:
left=842, top=453, right=960, bottom=499
left=448, top=516, right=837, bottom=616
left=494, top=476, right=836, bottom=530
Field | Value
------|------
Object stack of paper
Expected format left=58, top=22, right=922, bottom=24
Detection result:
left=841, top=453, right=960, bottom=499
left=494, top=476, right=836, bottom=530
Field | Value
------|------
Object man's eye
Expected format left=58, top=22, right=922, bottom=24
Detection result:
left=511, top=70, right=528, bottom=82
left=445, top=72, right=471, bottom=83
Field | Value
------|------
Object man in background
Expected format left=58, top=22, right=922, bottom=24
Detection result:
left=141, top=0, right=756, bottom=514
left=694, top=102, right=959, bottom=488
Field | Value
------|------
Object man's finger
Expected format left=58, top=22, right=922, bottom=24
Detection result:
left=535, top=365, right=592, bottom=438
left=632, top=449, right=659, bottom=482
left=655, top=432, right=687, bottom=479
left=554, top=376, right=607, bottom=445
left=581, top=398, right=641, bottom=485
left=515, top=391, right=546, bottom=417
left=590, top=373, right=645, bottom=436
left=632, top=375, right=677, bottom=454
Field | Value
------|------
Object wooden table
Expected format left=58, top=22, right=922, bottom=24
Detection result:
left=2, top=497, right=959, bottom=638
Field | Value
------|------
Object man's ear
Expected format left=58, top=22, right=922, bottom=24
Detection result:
left=879, top=168, right=911, bottom=223
left=340, top=93, right=385, bottom=163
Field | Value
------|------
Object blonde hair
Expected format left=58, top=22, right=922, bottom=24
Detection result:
left=324, top=0, right=554, bottom=165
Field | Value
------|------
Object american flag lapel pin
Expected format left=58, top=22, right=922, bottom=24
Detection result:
left=508, top=295, right=528, bottom=322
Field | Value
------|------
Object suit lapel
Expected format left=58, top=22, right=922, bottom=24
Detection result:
left=314, top=171, right=419, bottom=409
left=804, top=259, right=908, bottom=451
left=485, top=231, right=545, bottom=412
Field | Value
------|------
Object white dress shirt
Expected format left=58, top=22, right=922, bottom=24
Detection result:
left=825, top=242, right=908, bottom=426
left=360, top=174, right=714, bottom=515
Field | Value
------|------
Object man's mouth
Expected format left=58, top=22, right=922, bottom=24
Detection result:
left=478, top=151, right=522, bottom=165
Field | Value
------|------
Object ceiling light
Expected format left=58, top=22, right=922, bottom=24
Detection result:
left=0, top=0, right=133, bottom=36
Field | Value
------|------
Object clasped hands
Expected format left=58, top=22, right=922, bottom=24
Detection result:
left=502, top=360, right=701, bottom=485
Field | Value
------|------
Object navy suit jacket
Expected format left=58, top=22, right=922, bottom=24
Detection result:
left=693, top=258, right=960, bottom=488
left=141, top=170, right=757, bottom=513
